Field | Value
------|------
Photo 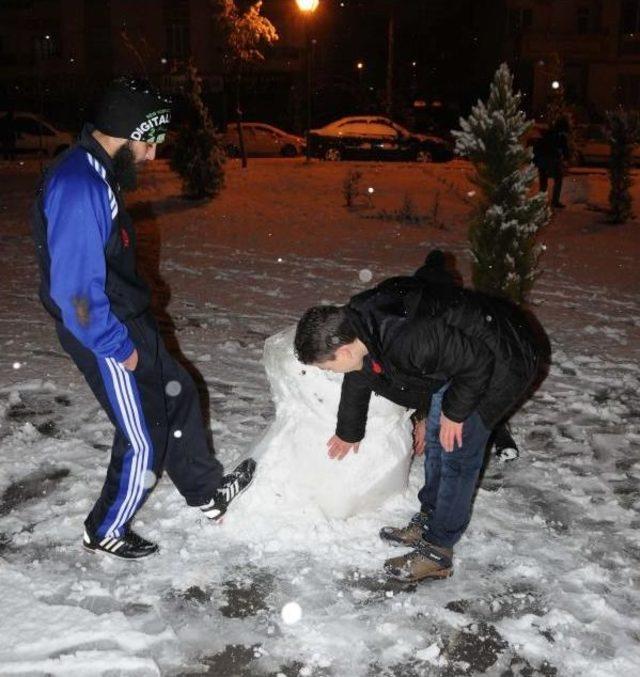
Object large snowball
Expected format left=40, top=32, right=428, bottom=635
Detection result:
left=248, top=326, right=412, bottom=519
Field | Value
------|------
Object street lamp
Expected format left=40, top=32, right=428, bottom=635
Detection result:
left=356, top=61, right=364, bottom=106
left=296, top=0, right=319, bottom=11
left=296, top=0, right=319, bottom=161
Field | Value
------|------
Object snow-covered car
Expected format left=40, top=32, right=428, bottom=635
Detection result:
left=308, top=116, right=453, bottom=162
left=222, top=123, right=305, bottom=158
left=0, top=112, right=74, bottom=157
left=573, top=123, right=640, bottom=166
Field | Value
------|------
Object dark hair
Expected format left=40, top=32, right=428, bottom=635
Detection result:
left=294, top=305, right=357, bottom=364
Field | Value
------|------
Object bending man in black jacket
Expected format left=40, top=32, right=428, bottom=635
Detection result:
left=294, top=271, right=540, bottom=582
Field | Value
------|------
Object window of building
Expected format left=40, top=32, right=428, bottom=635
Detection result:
left=619, top=1, right=640, bottom=53
left=166, top=23, right=190, bottom=59
left=620, top=0, right=640, bottom=34
left=507, top=7, right=533, bottom=35
left=617, top=73, right=640, bottom=107
left=33, top=34, right=58, bottom=61
left=577, top=6, right=590, bottom=34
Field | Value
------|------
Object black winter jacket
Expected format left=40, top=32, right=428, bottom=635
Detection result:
left=335, top=276, right=540, bottom=442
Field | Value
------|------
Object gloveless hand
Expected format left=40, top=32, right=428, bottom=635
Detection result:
left=412, top=418, right=426, bottom=455
left=327, top=435, right=360, bottom=460
left=439, top=412, right=463, bottom=452
left=121, top=349, right=139, bottom=372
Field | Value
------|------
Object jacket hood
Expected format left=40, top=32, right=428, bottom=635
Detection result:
left=346, top=276, right=432, bottom=360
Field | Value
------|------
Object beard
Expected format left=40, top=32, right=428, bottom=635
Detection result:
left=112, top=143, right=138, bottom=192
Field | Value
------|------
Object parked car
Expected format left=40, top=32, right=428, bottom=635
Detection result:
left=222, top=123, right=305, bottom=158
left=573, top=123, right=640, bottom=166
left=0, top=112, right=74, bottom=157
left=308, top=116, right=453, bottom=162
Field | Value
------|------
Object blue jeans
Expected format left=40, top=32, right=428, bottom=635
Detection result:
left=416, top=386, right=491, bottom=549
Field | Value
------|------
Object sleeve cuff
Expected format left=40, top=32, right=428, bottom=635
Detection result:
left=335, top=428, right=364, bottom=444
left=112, top=338, right=136, bottom=363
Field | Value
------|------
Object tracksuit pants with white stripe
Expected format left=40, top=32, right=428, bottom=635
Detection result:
left=56, top=312, right=224, bottom=539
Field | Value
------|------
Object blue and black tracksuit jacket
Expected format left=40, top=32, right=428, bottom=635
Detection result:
left=32, top=124, right=150, bottom=362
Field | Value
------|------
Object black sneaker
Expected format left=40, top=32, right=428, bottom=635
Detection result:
left=200, top=458, right=256, bottom=521
left=82, top=528, right=159, bottom=559
left=495, top=443, right=519, bottom=462
left=493, top=424, right=520, bottom=462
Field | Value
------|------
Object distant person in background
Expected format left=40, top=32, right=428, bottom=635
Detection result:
left=533, top=116, right=571, bottom=209
left=1, top=110, right=17, bottom=161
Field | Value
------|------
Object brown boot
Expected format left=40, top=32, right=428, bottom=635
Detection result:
left=379, top=511, right=429, bottom=547
left=384, top=540, right=453, bottom=582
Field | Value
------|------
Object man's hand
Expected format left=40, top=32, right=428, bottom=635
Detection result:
left=327, top=435, right=360, bottom=460
left=413, top=418, right=426, bottom=455
left=121, top=349, right=139, bottom=372
left=439, top=413, right=463, bottom=452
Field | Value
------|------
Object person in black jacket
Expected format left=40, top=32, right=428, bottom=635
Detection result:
left=32, top=78, right=255, bottom=560
left=413, top=251, right=521, bottom=461
left=533, top=116, right=571, bottom=208
left=294, top=270, right=541, bottom=582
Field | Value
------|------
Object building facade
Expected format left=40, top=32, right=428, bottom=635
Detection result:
left=505, top=0, right=640, bottom=118
left=0, top=0, right=308, bottom=130
left=0, top=0, right=507, bottom=133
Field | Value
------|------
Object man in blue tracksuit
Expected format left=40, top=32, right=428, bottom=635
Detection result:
left=32, top=78, right=254, bottom=559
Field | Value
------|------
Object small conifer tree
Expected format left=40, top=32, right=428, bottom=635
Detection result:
left=453, top=63, right=550, bottom=304
left=170, top=63, right=226, bottom=199
left=606, top=108, right=639, bottom=224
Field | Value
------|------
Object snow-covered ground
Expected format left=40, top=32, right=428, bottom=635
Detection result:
left=1, top=157, right=639, bottom=676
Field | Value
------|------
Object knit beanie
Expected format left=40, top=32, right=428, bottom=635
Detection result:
left=93, top=77, right=171, bottom=143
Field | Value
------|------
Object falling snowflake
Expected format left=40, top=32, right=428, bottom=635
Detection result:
left=165, top=380, right=182, bottom=397
left=142, top=470, right=157, bottom=489
left=281, top=601, right=302, bottom=624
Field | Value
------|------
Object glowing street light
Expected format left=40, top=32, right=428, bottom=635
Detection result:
left=356, top=61, right=364, bottom=93
left=296, top=0, right=319, bottom=12
left=296, top=0, right=319, bottom=161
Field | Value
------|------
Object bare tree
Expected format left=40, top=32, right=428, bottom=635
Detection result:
left=215, top=0, right=278, bottom=168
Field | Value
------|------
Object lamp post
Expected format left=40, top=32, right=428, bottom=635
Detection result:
left=296, top=0, right=319, bottom=161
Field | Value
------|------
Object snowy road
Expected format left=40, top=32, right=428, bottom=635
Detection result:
left=1, top=159, right=639, bottom=676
